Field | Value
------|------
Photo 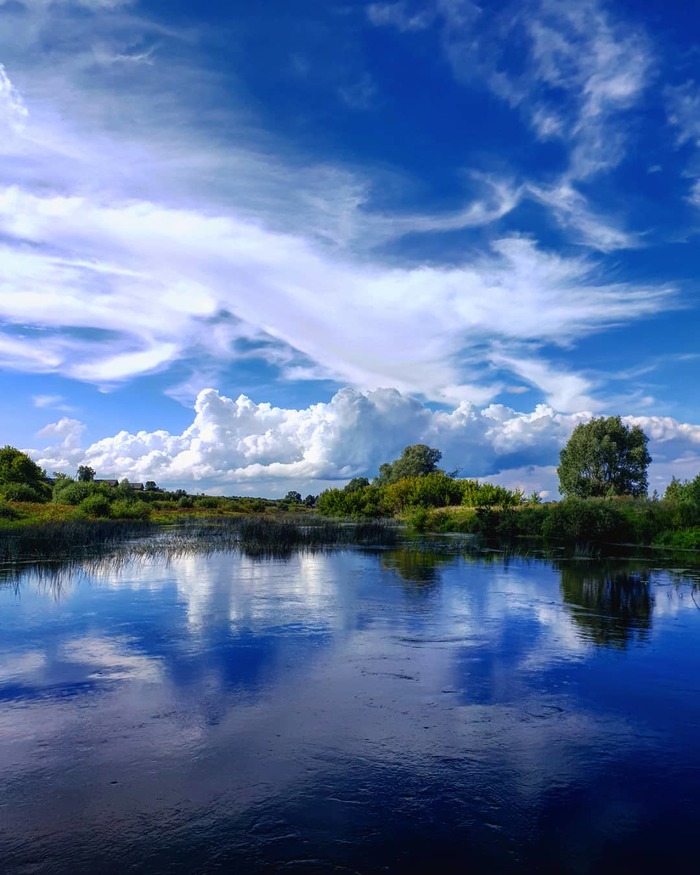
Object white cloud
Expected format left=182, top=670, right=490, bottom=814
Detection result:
left=526, top=181, right=637, bottom=252
left=0, top=64, right=28, bottom=133
left=28, top=386, right=700, bottom=495
left=32, top=393, right=74, bottom=411
left=367, top=2, right=435, bottom=32
left=666, top=81, right=700, bottom=148
left=418, top=0, right=652, bottom=246
left=0, top=0, right=686, bottom=434
left=0, top=0, right=134, bottom=9
left=687, top=179, right=700, bottom=208
left=0, top=184, right=674, bottom=404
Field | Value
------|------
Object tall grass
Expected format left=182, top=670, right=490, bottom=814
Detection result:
left=0, top=515, right=400, bottom=586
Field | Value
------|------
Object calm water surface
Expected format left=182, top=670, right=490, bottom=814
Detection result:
left=2, top=544, right=700, bottom=874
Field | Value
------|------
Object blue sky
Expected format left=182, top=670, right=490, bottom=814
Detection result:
left=0, top=0, right=699, bottom=495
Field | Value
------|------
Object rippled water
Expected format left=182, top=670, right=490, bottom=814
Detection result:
left=2, top=545, right=700, bottom=874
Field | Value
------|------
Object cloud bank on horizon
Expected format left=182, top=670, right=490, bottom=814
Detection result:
left=1, top=0, right=699, bottom=493
left=31, top=387, right=700, bottom=498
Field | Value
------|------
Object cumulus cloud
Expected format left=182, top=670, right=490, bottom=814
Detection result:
left=28, top=387, right=700, bottom=496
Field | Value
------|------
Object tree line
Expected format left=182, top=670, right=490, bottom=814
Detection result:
left=1, top=416, right=699, bottom=548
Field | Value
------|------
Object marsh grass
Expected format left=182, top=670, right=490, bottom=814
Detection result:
left=0, top=515, right=401, bottom=588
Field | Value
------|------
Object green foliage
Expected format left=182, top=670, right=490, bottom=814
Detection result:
left=77, top=465, right=96, bottom=482
left=79, top=494, right=112, bottom=518
left=0, top=500, right=20, bottom=520
left=177, top=495, right=194, bottom=509
left=0, top=446, right=45, bottom=486
left=654, top=527, right=700, bottom=550
left=0, top=446, right=49, bottom=500
left=383, top=471, right=464, bottom=512
left=195, top=496, right=221, bottom=510
left=558, top=416, right=651, bottom=498
left=0, top=482, right=48, bottom=503
left=317, top=484, right=386, bottom=517
left=344, top=477, right=370, bottom=493
left=459, top=479, right=521, bottom=508
left=374, top=444, right=443, bottom=486
left=53, top=480, right=94, bottom=505
left=405, top=506, right=430, bottom=531
left=663, top=474, right=700, bottom=528
left=111, top=499, right=151, bottom=520
left=542, top=498, right=629, bottom=544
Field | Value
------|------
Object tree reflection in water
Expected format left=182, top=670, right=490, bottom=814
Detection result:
left=557, top=560, right=654, bottom=648
left=379, top=548, right=454, bottom=588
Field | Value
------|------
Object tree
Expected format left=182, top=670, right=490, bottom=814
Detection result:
left=374, top=444, right=443, bottom=486
left=0, top=446, right=49, bottom=502
left=344, top=477, right=370, bottom=493
left=77, top=465, right=96, bottom=482
left=557, top=417, right=651, bottom=498
left=284, top=491, right=302, bottom=504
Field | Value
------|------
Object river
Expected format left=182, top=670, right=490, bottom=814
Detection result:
left=2, top=542, right=700, bottom=873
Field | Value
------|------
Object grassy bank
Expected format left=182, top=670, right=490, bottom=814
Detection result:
left=399, top=497, right=700, bottom=552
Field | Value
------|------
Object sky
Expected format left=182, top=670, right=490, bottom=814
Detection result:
left=0, top=0, right=699, bottom=497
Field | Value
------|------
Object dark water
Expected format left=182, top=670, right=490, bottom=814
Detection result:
left=2, top=544, right=700, bottom=874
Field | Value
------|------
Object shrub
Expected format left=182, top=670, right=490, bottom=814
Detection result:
left=79, top=494, right=112, bottom=518
left=177, top=495, right=194, bottom=509
left=653, top=527, right=700, bottom=550
left=54, top=481, right=94, bottom=505
left=1, top=482, right=48, bottom=503
left=111, top=499, right=151, bottom=520
left=195, top=496, right=220, bottom=509
left=0, top=500, right=19, bottom=520
left=406, top=507, right=429, bottom=531
left=542, top=498, right=629, bottom=544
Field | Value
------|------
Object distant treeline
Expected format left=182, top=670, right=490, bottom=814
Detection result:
left=0, top=446, right=285, bottom=523
left=316, top=472, right=522, bottom=517
left=316, top=472, right=700, bottom=550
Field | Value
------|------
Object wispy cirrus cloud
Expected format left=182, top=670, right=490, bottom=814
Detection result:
left=0, top=183, right=674, bottom=406
left=0, top=0, right=682, bottom=421
left=370, top=0, right=652, bottom=249
left=32, top=394, right=75, bottom=412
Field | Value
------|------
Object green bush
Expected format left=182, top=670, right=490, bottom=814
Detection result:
left=542, top=498, right=629, bottom=544
left=653, top=527, right=700, bottom=550
left=195, top=496, right=220, bottom=509
left=0, top=500, right=19, bottom=520
left=54, top=481, right=94, bottom=505
left=405, top=507, right=430, bottom=531
left=0, top=482, right=48, bottom=503
left=111, top=499, right=151, bottom=520
left=79, top=494, right=112, bottom=518
left=177, top=495, right=194, bottom=509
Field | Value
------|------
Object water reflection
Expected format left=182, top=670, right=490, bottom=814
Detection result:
left=557, top=561, right=654, bottom=649
left=3, top=545, right=700, bottom=873
left=380, top=547, right=454, bottom=586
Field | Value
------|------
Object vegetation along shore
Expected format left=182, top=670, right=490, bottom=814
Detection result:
left=1, top=416, right=699, bottom=553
